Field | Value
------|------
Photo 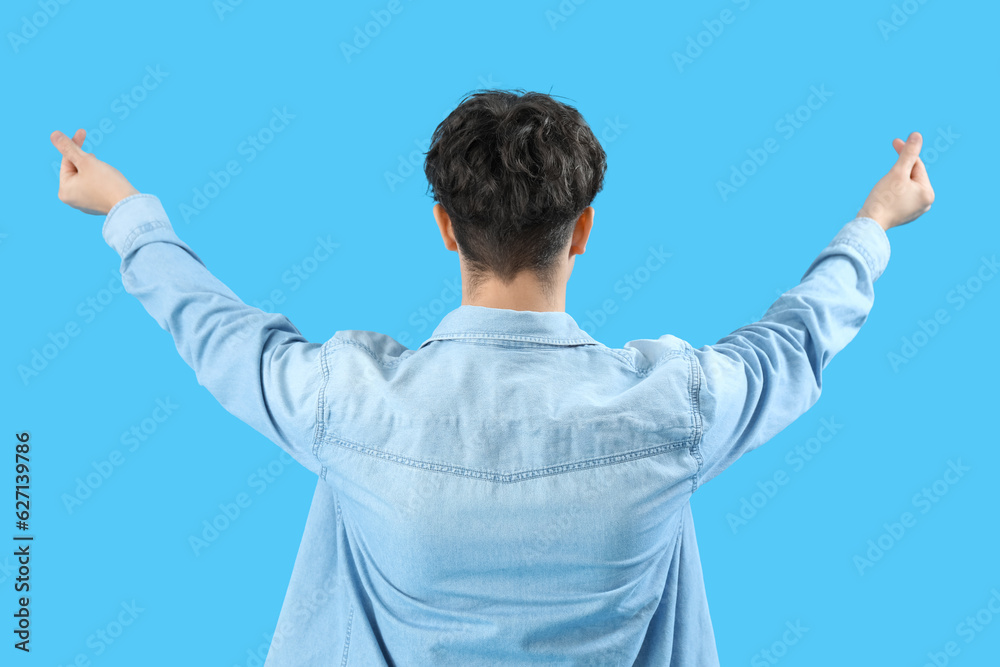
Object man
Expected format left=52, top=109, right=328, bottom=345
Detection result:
left=51, top=89, right=933, bottom=665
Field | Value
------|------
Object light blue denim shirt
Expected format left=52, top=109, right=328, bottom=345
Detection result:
left=102, top=194, right=889, bottom=666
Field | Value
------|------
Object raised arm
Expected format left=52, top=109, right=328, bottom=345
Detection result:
left=690, top=132, right=934, bottom=485
left=50, top=129, right=326, bottom=475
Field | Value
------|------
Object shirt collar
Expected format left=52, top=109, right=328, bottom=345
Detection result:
left=418, top=305, right=599, bottom=349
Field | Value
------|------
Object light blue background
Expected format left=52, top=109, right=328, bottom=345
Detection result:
left=3, top=0, right=998, bottom=664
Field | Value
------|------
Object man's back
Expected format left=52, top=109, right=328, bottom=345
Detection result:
left=256, top=213, right=888, bottom=665
left=306, top=310, right=702, bottom=664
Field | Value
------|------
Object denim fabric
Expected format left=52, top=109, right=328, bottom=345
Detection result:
left=103, top=194, right=890, bottom=666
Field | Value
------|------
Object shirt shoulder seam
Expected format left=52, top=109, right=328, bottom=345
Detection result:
left=314, top=337, right=336, bottom=479
left=685, top=346, right=706, bottom=493
left=327, top=337, right=405, bottom=368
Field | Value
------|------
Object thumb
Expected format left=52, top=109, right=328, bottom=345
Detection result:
left=893, top=137, right=930, bottom=184
left=909, top=155, right=931, bottom=187
left=892, top=131, right=923, bottom=174
left=50, top=130, right=88, bottom=167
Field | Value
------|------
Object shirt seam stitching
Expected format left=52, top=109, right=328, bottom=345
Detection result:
left=333, top=335, right=639, bottom=374
left=832, top=237, right=879, bottom=279
left=640, top=348, right=688, bottom=377
left=315, top=338, right=335, bottom=480
left=687, top=347, right=706, bottom=492
left=319, top=432, right=697, bottom=483
left=119, top=220, right=170, bottom=256
left=340, top=604, right=353, bottom=667
left=102, top=192, right=158, bottom=237
left=608, top=347, right=639, bottom=373
left=329, top=338, right=404, bottom=368
left=428, top=332, right=599, bottom=345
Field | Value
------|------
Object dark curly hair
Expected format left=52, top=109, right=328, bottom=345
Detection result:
left=424, top=89, right=607, bottom=290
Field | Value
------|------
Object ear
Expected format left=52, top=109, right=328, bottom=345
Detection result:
left=434, top=204, right=458, bottom=252
left=569, top=207, right=594, bottom=257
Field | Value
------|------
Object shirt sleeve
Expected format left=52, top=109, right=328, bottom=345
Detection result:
left=102, top=193, right=325, bottom=476
left=689, top=217, right=890, bottom=486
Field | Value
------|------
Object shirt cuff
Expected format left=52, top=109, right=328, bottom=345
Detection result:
left=827, top=216, right=891, bottom=282
left=102, top=193, right=175, bottom=258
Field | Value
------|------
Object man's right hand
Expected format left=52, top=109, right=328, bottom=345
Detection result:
left=857, top=131, right=936, bottom=231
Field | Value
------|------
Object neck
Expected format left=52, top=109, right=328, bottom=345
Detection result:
left=461, top=270, right=566, bottom=312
